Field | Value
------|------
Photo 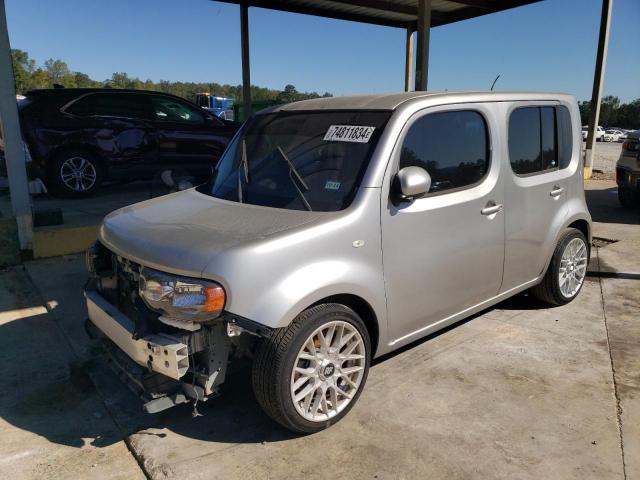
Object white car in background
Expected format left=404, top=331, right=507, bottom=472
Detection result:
left=603, top=129, right=624, bottom=142
left=582, top=125, right=605, bottom=141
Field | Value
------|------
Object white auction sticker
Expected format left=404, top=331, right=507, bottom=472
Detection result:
left=324, top=125, right=375, bottom=143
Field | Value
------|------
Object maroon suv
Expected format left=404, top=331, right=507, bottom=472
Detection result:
left=19, top=88, right=239, bottom=196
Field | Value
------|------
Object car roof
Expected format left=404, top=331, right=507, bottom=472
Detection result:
left=269, top=91, right=576, bottom=112
left=25, top=88, right=179, bottom=98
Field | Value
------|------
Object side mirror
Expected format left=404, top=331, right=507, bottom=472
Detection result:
left=394, top=166, right=431, bottom=202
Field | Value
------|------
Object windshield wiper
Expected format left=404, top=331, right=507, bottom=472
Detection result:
left=276, top=145, right=312, bottom=211
left=237, top=138, right=249, bottom=203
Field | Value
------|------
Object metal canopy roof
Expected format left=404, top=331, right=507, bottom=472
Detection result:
left=215, top=1, right=542, bottom=29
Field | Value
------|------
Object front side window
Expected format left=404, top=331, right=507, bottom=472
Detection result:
left=509, top=105, right=573, bottom=175
left=399, top=110, right=490, bottom=194
left=198, top=110, right=391, bottom=212
left=152, top=96, right=205, bottom=124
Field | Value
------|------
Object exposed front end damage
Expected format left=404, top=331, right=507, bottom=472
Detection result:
left=84, top=241, right=268, bottom=414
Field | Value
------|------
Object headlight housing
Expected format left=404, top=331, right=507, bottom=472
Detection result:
left=139, top=268, right=225, bottom=323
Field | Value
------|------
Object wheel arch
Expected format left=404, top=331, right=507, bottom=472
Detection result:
left=567, top=218, right=591, bottom=247
left=46, top=143, right=109, bottom=177
left=309, top=294, right=380, bottom=357
left=541, top=214, right=592, bottom=277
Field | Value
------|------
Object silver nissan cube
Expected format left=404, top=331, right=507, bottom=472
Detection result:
left=85, top=92, right=591, bottom=433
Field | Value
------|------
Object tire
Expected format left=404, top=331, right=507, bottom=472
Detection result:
left=531, top=228, right=589, bottom=306
left=252, top=303, right=371, bottom=434
left=48, top=150, right=104, bottom=197
left=618, top=187, right=637, bottom=209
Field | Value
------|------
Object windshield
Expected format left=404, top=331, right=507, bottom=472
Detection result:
left=198, top=110, right=391, bottom=212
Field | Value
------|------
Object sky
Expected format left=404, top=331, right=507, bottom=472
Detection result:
left=5, top=0, right=640, bottom=102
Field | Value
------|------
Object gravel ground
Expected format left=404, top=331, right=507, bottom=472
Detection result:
left=583, top=141, right=622, bottom=178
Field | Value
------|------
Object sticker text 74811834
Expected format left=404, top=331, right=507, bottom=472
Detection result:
left=324, top=125, right=375, bottom=143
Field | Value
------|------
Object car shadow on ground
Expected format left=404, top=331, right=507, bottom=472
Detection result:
left=585, top=186, right=640, bottom=225
left=1, top=288, right=550, bottom=450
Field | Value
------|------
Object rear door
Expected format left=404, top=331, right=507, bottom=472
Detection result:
left=64, top=92, right=158, bottom=176
left=501, top=102, right=573, bottom=291
left=150, top=95, right=234, bottom=177
left=381, top=104, right=505, bottom=345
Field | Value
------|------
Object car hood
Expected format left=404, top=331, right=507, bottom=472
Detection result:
left=99, top=189, right=321, bottom=277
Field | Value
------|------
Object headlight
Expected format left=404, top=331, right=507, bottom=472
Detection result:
left=139, top=268, right=225, bottom=323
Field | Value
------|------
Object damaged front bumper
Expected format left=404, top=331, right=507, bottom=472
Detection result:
left=84, top=287, right=239, bottom=414
left=86, top=290, right=190, bottom=380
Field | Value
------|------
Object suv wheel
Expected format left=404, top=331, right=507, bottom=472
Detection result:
left=618, top=187, right=637, bottom=208
left=49, top=150, right=104, bottom=197
left=531, top=228, right=589, bottom=306
left=252, top=304, right=371, bottom=433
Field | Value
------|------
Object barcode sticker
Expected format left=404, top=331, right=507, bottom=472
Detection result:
left=324, top=125, right=375, bottom=143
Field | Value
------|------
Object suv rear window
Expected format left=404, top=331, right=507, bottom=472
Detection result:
left=509, top=105, right=573, bottom=175
left=399, top=110, right=490, bottom=194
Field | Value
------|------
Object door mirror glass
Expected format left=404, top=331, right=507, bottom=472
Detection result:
left=395, top=166, right=431, bottom=201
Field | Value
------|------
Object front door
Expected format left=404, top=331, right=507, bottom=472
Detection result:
left=150, top=95, right=232, bottom=177
left=381, top=105, right=505, bottom=346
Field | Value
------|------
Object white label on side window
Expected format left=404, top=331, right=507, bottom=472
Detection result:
left=324, top=125, right=375, bottom=143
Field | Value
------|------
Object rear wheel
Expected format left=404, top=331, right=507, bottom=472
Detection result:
left=531, top=228, right=589, bottom=306
left=48, top=150, right=104, bottom=197
left=252, top=304, right=371, bottom=433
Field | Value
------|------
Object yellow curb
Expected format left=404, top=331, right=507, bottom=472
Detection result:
left=33, top=224, right=98, bottom=259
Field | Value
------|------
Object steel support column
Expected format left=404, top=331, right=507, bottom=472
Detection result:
left=414, top=0, right=431, bottom=91
left=584, top=0, right=612, bottom=179
left=0, top=0, right=32, bottom=250
left=404, top=27, right=414, bottom=92
left=240, top=2, right=252, bottom=119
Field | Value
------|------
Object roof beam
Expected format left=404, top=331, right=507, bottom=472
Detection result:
left=447, top=0, right=495, bottom=9
left=215, top=0, right=413, bottom=28
left=327, top=0, right=415, bottom=16
left=432, top=0, right=538, bottom=26
left=212, top=0, right=541, bottom=29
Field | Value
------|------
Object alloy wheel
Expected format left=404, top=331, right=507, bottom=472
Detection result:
left=558, top=237, right=588, bottom=298
left=290, top=320, right=366, bottom=422
left=60, top=156, right=97, bottom=192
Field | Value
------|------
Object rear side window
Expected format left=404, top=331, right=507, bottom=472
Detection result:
left=399, top=110, right=490, bottom=194
left=557, top=106, right=573, bottom=169
left=65, top=93, right=152, bottom=119
left=509, top=105, right=573, bottom=175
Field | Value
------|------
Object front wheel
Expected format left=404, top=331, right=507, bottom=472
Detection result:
left=252, top=304, right=371, bottom=433
left=531, top=228, right=589, bottom=306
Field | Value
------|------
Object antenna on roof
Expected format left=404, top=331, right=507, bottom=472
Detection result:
left=490, top=74, right=501, bottom=91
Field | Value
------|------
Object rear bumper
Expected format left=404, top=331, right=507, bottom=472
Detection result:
left=616, top=166, right=640, bottom=191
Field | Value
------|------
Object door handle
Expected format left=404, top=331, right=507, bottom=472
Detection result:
left=481, top=202, right=503, bottom=216
left=550, top=186, right=564, bottom=197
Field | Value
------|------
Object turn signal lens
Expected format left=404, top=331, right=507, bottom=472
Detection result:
left=204, top=286, right=225, bottom=313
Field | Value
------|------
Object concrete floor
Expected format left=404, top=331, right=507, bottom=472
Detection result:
left=0, top=180, right=637, bottom=479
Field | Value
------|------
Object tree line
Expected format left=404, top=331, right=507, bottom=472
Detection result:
left=578, top=95, right=640, bottom=129
left=10, top=49, right=332, bottom=104
left=11, top=49, right=640, bottom=128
